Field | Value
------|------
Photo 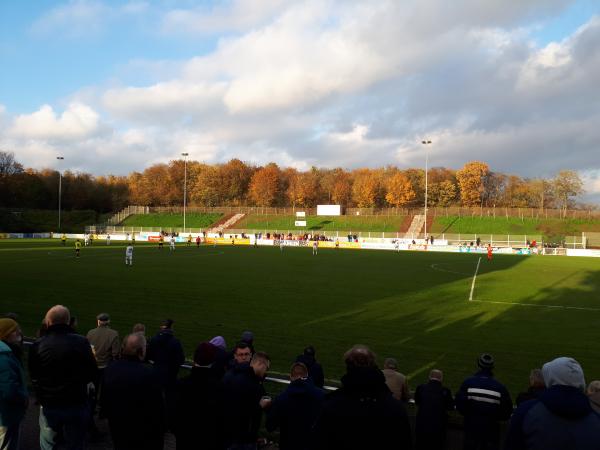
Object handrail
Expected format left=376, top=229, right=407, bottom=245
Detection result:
left=22, top=337, right=338, bottom=391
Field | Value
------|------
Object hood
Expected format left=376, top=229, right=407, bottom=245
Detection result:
left=341, top=366, right=389, bottom=398
left=539, top=385, right=592, bottom=419
left=542, top=357, right=586, bottom=391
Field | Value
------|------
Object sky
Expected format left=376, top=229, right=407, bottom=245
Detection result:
left=1, top=0, right=599, bottom=202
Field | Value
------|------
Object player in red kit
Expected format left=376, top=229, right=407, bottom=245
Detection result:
left=487, top=244, right=493, bottom=261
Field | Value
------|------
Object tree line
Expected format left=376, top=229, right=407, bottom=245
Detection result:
left=0, top=151, right=586, bottom=214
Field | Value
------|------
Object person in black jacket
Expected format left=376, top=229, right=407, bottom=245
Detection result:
left=515, top=369, right=545, bottom=406
left=146, top=319, right=185, bottom=387
left=455, top=354, right=512, bottom=450
left=311, top=344, right=412, bottom=450
left=266, top=362, right=324, bottom=450
left=174, top=342, right=227, bottom=450
left=146, top=318, right=185, bottom=428
left=414, top=369, right=454, bottom=450
left=101, top=333, right=165, bottom=450
left=28, top=305, right=98, bottom=450
left=295, top=346, right=325, bottom=388
left=222, top=351, right=271, bottom=449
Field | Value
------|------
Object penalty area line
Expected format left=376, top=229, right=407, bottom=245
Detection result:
left=469, top=257, right=481, bottom=302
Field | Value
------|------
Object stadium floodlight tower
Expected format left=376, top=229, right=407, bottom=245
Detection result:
left=421, top=140, right=432, bottom=240
left=56, top=156, right=65, bottom=231
left=181, top=152, right=189, bottom=231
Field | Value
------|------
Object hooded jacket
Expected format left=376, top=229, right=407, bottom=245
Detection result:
left=311, top=366, right=412, bottom=450
left=505, top=357, right=600, bottom=450
left=504, top=385, right=600, bottom=450
left=0, top=341, right=28, bottom=426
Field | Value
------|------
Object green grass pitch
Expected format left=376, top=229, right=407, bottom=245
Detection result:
left=2, top=239, right=600, bottom=395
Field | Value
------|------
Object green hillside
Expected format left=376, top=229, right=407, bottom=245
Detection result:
left=120, top=213, right=222, bottom=229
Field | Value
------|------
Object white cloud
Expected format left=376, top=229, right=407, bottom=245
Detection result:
left=4, top=0, right=599, bottom=194
left=30, top=0, right=110, bottom=37
left=103, top=81, right=227, bottom=122
left=162, top=0, right=290, bottom=35
left=30, top=0, right=150, bottom=38
left=10, top=103, right=100, bottom=140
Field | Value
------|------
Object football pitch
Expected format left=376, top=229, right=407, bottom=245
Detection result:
left=2, top=239, right=600, bottom=394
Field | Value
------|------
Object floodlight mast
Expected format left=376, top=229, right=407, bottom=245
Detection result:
left=421, top=140, right=432, bottom=240
left=56, top=156, right=65, bottom=231
left=181, top=153, right=189, bottom=231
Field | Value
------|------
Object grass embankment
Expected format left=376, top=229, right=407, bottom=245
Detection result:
left=234, top=214, right=406, bottom=232
left=431, top=215, right=600, bottom=239
left=0, top=209, right=109, bottom=233
left=2, top=239, right=600, bottom=395
left=120, top=213, right=222, bottom=229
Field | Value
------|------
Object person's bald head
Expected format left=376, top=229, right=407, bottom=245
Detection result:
left=121, top=333, right=146, bottom=360
left=45, top=305, right=70, bottom=327
left=429, top=369, right=443, bottom=382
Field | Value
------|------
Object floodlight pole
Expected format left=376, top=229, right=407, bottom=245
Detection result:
left=57, top=156, right=64, bottom=231
left=421, top=140, right=432, bottom=240
left=181, top=152, right=189, bottom=232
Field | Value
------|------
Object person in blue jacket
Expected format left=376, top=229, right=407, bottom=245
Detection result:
left=504, top=356, right=600, bottom=450
left=0, top=318, right=28, bottom=450
left=455, top=353, right=513, bottom=450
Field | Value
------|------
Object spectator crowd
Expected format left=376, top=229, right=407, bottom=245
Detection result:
left=1, top=307, right=599, bottom=450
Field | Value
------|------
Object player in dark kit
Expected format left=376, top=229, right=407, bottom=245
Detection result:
left=159, top=235, right=164, bottom=250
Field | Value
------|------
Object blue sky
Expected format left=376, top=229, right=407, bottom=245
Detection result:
left=1, top=0, right=600, bottom=202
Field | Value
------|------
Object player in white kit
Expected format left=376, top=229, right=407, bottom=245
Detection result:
left=125, top=245, right=133, bottom=266
left=170, top=235, right=176, bottom=251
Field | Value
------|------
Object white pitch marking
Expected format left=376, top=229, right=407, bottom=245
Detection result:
left=471, top=299, right=600, bottom=312
left=430, top=263, right=472, bottom=276
left=469, top=257, right=481, bottom=302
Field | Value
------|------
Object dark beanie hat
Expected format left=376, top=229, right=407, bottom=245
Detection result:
left=194, top=342, right=217, bottom=366
left=478, top=353, right=495, bottom=370
left=241, top=330, right=254, bottom=344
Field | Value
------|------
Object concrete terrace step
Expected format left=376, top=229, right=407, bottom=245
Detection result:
left=208, top=213, right=245, bottom=233
left=405, top=214, right=425, bottom=238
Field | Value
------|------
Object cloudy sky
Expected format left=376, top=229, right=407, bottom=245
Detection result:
left=1, top=0, right=599, bottom=200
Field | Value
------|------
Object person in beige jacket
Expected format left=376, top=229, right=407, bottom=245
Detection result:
left=382, top=357, right=410, bottom=402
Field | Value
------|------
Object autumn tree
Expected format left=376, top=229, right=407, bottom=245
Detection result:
left=553, top=170, right=584, bottom=217
left=403, top=168, right=425, bottom=206
left=456, top=161, right=490, bottom=207
left=219, top=159, right=253, bottom=205
left=385, top=172, right=416, bottom=207
left=190, top=164, right=222, bottom=206
left=352, top=169, right=382, bottom=207
left=248, top=163, right=282, bottom=206
left=426, top=168, right=457, bottom=206
left=528, top=178, right=554, bottom=209
left=428, top=180, right=458, bottom=206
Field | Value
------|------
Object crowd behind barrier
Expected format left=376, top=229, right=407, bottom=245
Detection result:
left=1, top=308, right=600, bottom=450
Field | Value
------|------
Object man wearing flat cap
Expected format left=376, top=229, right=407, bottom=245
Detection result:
left=87, top=313, right=120, bottom=371
left=86, top=313, right=120, bottom=429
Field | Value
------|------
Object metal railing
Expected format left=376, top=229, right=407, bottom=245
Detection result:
left=23, top=338, right=338, bottom=391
